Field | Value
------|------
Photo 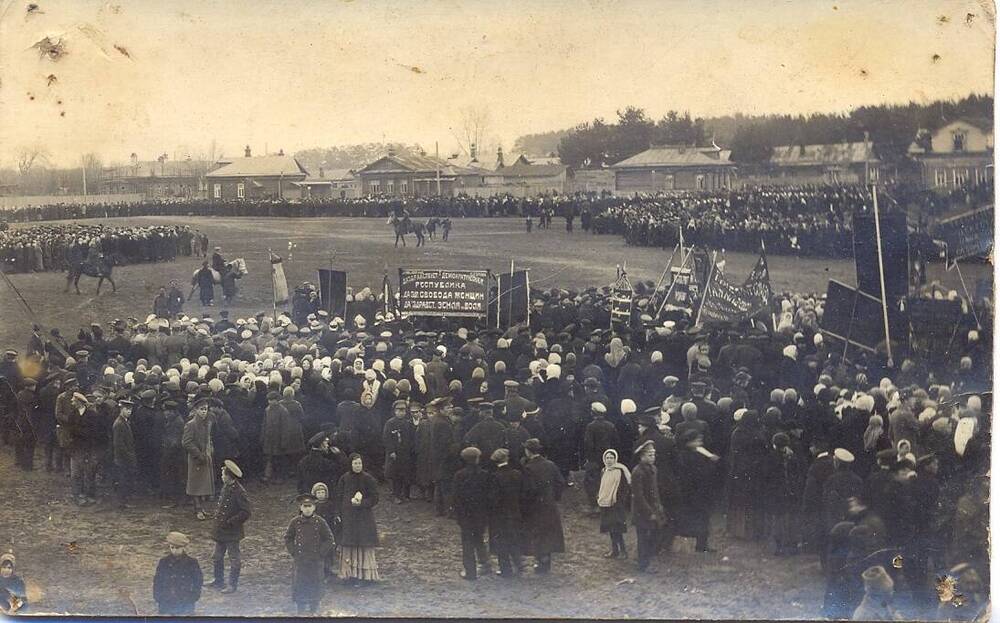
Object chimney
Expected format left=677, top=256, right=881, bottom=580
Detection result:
left=130, top=152, right=138, bottom=166
left=470, top=142, right=477, bottom=163
left=319, top=166, right=325, bottom=178
left=496, top=146, right=505, bottom=168
left=278, top=148, right=284, bottom=156
left=387, top=146, right=396, bottom=157
left=244, top=145, right=252, bottom=158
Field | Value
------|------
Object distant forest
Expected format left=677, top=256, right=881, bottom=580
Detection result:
left=514, top=94, right=993, bottom=169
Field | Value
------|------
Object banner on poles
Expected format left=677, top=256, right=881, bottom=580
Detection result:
left=498, top=270, right=529, bottom=327
left=270, top=253, right=289, bottom=305
left=933, top=206, right=994, bottom=266
left=697, top=254, right=771, bottom=325
left=819, top=280, right=885, bottom=352
left=908, top=297, right=963, bottom=355
left=398, top=269, right=490, bottom=318
left=317, top=268, right=347, bottom=318
left=610, top=269, right=633, bottom=330
left=663, top=266, right=697, bottom=309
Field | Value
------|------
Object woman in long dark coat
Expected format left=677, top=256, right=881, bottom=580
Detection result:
left=725, top=410, right=766, bottom=540
left=521, top=440, right=565, bottom=573
left=334, top=454, right=380, bottom=584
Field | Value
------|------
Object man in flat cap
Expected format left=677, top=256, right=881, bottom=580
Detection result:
left=153, top=532, right=203, bottom=615
left=207, top=460, right=251, bottom=594
left=521, top=438, right=565, bottom=574
left=296, top=431, right=347, bottom=496
left=462, top=400, right=507, bottom=470
left=111, top=398, right=138, bottom=509
left=502, top=380, right=532, bottom=424
left=488, top=448, right=525, bottom=577
left=182, top=398, right=215, bottom=519
left=452, top=446, right=493, bottom=580
left=427, top=397, right=456, bottom=517
left=284, top=493, right=335, bottom=613
left=631, top=440, right=663, bottom=573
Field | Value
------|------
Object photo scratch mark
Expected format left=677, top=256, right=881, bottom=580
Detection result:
left=932, top=54, right=941, bottom=63
left=937, top=15, right=950, bottom=24
left=45, top=74, right=57, bottom=86
left=26, top=3, right=43, bottom=16
left=114, top=44, right=132, bottom=59
left=397, top=63, right=426, bottom=75
left=31, top=37, right=67, bottom=61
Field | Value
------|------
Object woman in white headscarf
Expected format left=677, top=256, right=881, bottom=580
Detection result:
left=597, top=448, right=631, bottom=558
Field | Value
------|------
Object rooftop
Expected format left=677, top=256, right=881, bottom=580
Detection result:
left=206, top=155, right=309, bottom=178
left=612, top=145, right=734, bottom=168
left=770, top=142, right=879, bottom=166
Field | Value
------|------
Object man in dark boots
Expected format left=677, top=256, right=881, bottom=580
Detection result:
left=452, top=446, right=494, bottom=580
left=206, top=460, right=251, bottom=594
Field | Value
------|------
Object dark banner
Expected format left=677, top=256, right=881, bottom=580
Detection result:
left=933, top=206, right=994, bottom=265
left=317, top=268, right=347, bottom=318
left=498, top=270, right=529, bottom=327
left=908, top=298, right=962, bottom=338
left=610, top=271, right=633, bottom=330
left=820, top=280, right=889, bottom=352
left=697, top=254, right=771, bottom=325
left=853, top=211, right=909, bottom=301
left=398, top=269, right=490, bottom=318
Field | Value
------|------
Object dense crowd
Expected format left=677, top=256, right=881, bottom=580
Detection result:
left=0, top=271, right=991, bottom=618
left=0, top=224, right=207, bottom=274
left=1, top=180, right=989, bottom=258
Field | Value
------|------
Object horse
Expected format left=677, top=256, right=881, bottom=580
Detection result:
left=390, top=215, right=412, bottom=248
left=64, top=247, right=117, bottom=295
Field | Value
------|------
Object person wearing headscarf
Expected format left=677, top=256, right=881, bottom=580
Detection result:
left=583, top=402, right=619, bottom=510
left=597, top=448, right=631, bottom=559
left=858, top=414, right=890, bottom=477
left=0, top=552, right=26, bottom=615
left=334, top=453, right=380, bottom=585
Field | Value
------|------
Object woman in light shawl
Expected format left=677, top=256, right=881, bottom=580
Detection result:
left=597, top=448, right=631, bottom=558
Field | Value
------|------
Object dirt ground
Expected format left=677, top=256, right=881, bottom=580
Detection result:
left=1, top=447, right=829, bottom=618
left=0, top=216, right=989, bottom=351
left=0, top=216, right=988, bottom=618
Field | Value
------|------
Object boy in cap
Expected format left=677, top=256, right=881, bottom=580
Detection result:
left=631, top=440, right=662, bottom=573
left=284, top=493, right=335, bottom=613
left=206, top=460, right=251, bottom=594
left=153, top=532, right=203, bottom=615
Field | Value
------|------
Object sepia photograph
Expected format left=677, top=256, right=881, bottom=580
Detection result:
left=0, top=0, right=994, bottom=619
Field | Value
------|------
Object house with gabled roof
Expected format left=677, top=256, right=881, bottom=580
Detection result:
left=356, top=149, right=485, bottom=197
left=611, top=144, right=736, bottom=192
left=907, top=118, right=994, bottom=190
left=205, top=146, right=309, bottom=200
left=767, top=140, right=881, bottom=185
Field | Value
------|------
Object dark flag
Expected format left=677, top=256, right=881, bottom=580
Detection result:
left=317, top=268, right=347, bottom=318
left=498, top=270, right=529, bottom=328
left=696, top=251, right=772, bottom=325
left=381, top=271, right=397, bottom=317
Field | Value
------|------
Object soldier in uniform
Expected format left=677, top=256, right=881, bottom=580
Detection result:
left=205, top=460, right=251, bottom=594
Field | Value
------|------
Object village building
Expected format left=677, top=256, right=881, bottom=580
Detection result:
left=100, top=154, right=211, bottom=198
left=611, top=144, right=736, bottom=193
left=765, top=140, right=882, bottom=185
left=356, top=150, right=485, bottom=197
left=295, top=168, right=360, bottom=199
left=908, top=118, right=994, bottom=190
left=204, top=147, right=309, bottom=200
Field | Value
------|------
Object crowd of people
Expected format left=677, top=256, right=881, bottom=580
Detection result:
left=0, top=269, right=991, bottom=618
left=0, top=223, right=208, bottom=274
left=1, top=179, right=989, bottom=259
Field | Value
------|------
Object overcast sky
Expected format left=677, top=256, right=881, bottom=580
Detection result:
left=0, top=0, right=994, bottom=167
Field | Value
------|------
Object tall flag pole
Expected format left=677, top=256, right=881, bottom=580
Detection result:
left=508, top=259, right=515, bottom=327
left=761, top=238, right=777, bottom=331
left=694, top=251, right=718, bottom=326
left=525, top=268, right=531, bottom=328
left=872, top=185, right=894, bottom=367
